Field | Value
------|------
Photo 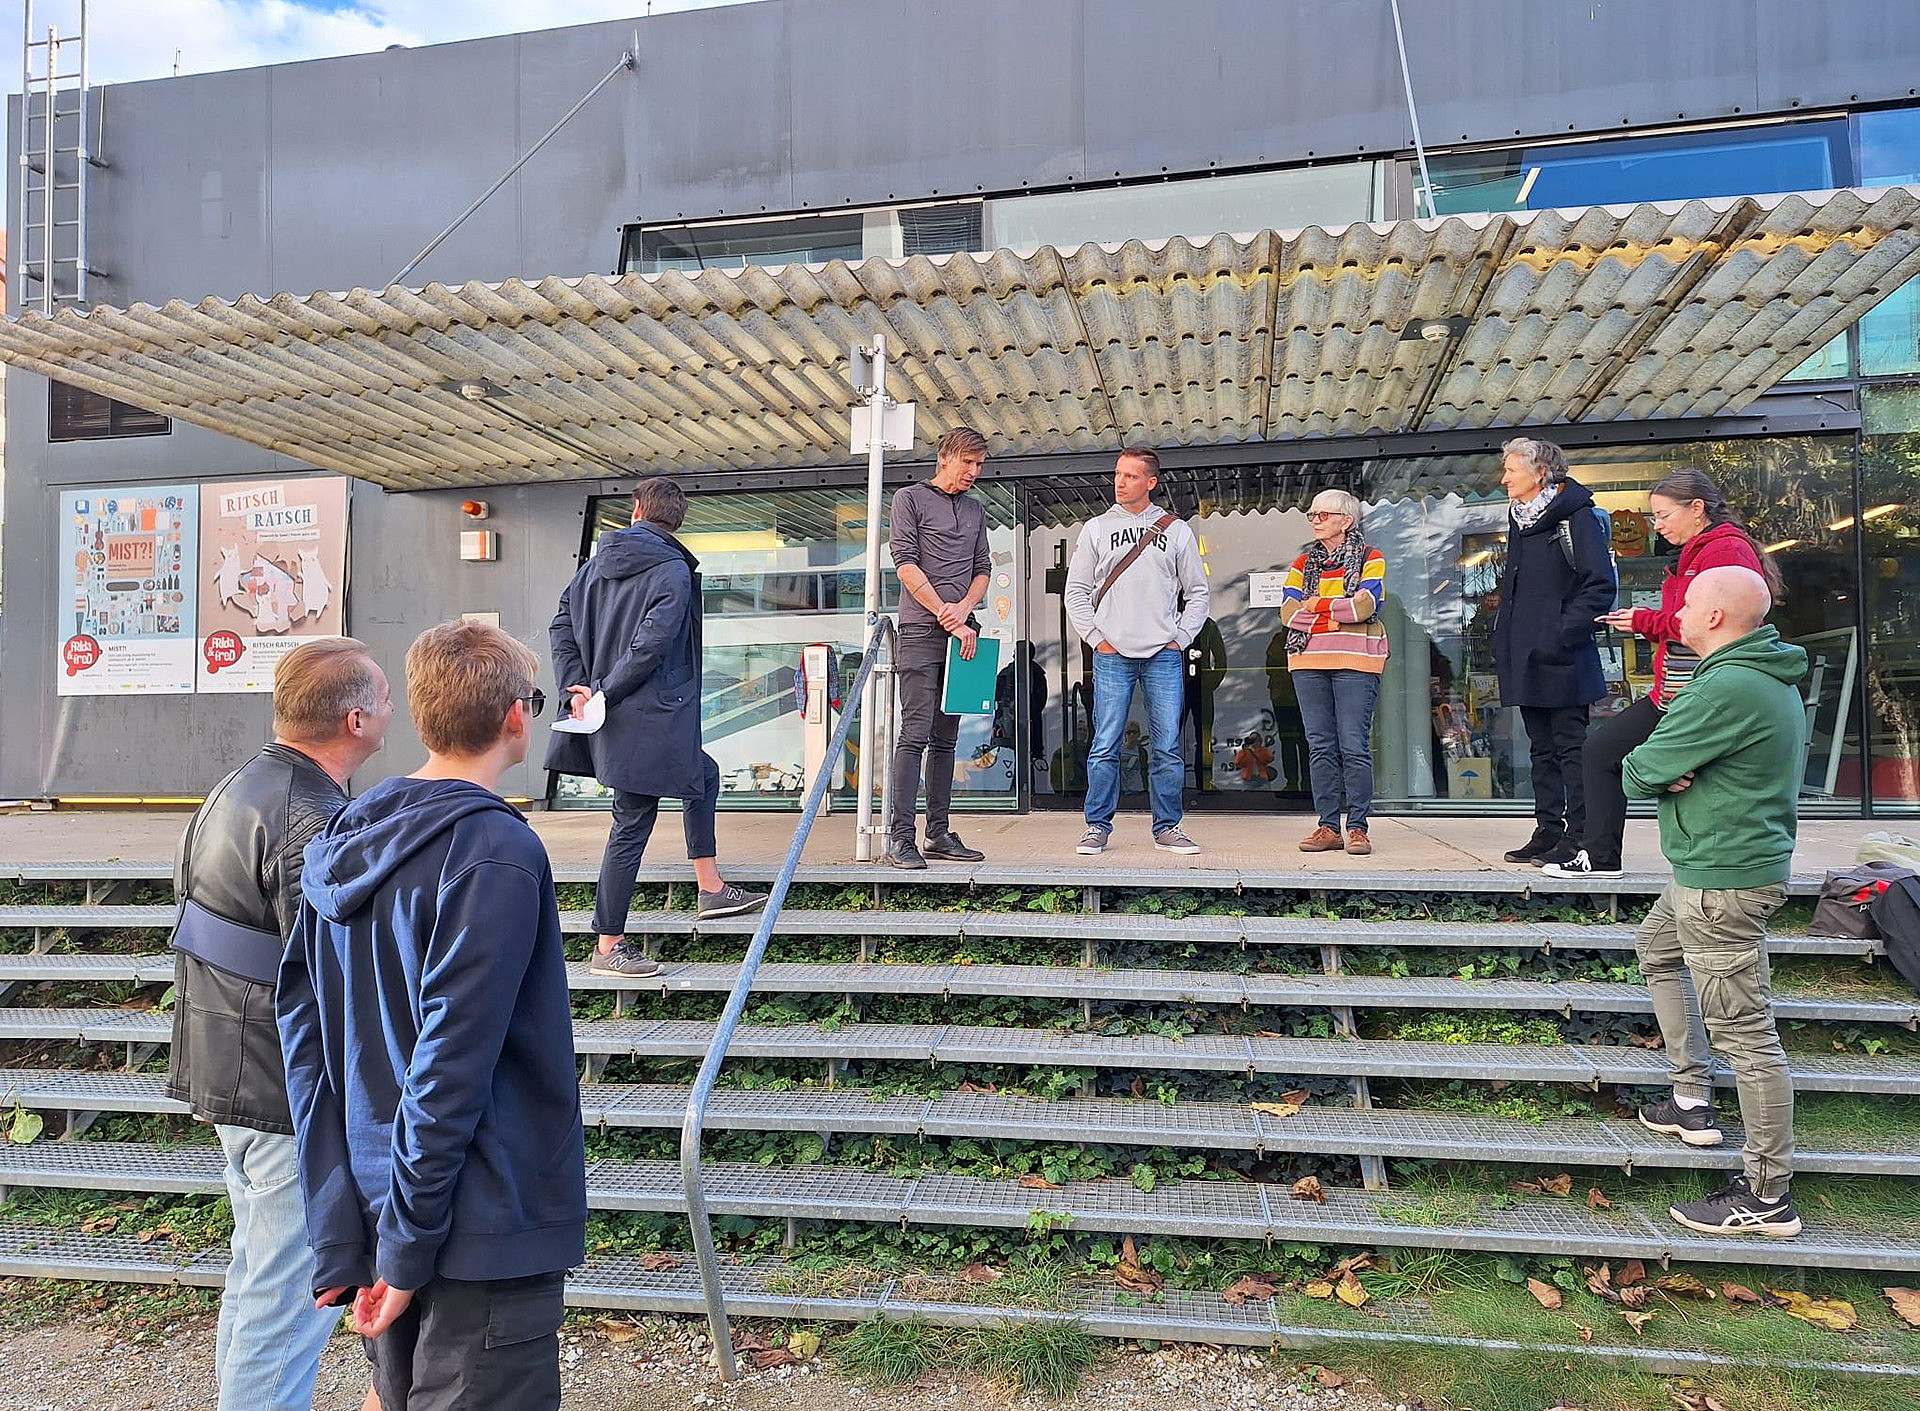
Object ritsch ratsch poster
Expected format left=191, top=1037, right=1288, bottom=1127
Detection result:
left=196, top=476, right=350, bottom=693
left=56, top=485, right=201, bottom=695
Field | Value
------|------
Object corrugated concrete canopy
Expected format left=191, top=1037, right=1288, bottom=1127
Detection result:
left=2, top=187, right=1919, bottom=491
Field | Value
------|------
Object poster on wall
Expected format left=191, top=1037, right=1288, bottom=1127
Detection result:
left=56, top=485, right=200, bottom=695
left=196, top=476, right=350, bottom=693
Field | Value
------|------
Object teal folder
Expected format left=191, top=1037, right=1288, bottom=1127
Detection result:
left=941, top=633, right=1001, bottom=715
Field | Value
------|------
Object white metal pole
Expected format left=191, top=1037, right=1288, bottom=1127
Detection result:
left=853, top=334, right=888, bottom=862
left=75, top=0, right=87, bottom=304
left=41, top=23, right=56, bottom=312
left=1389, top=0, right=1436, bottom=218
left=19, top=0, right=33, bottom=313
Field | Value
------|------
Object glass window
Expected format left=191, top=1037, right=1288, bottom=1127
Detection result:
left=1862, top=384, right=1920, bottom=810
left=1857, top=107, right=1920, bottom=378
left=987, top=161, right=1379, bottom=251
left=48, top=379, right=170, bottom=442
left=623, top=214, right=864, bottom=274
left=558, top=483, right=1023, bottom=811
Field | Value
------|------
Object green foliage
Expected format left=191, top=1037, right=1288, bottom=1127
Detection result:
left=959, top=1319, right=1100, bottom=1397
left=834, top=1317, right=951, bottom=1384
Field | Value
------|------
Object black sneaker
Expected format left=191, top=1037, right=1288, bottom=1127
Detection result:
left=1503, top=825, right=1564, bottom=864
left=1637, top=1097, right=1726, bottom=1148
left=923, top=832, right=985, bottom=862
left=1669, top=1176, right=1803, bottom=1238
left=1075, top=826, right=1110, bottom=856
left=589, top=938, right=661, bottom=978
left=698, top=882, right=768, bottom=920
left=1542, top=847, right=1625, bottom=880
left=886, top=839, right=927, bottom=870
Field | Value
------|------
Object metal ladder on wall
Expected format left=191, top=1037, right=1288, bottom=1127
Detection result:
left=17, top=0, right=100, bottom=314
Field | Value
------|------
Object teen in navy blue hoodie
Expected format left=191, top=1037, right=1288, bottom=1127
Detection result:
left=278, top=621, right=585, bottom=1410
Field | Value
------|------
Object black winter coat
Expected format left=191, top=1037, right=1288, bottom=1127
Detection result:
left=546, top=520, right=707, bottom=798
left=1492, top=477, right=1615, bottom=708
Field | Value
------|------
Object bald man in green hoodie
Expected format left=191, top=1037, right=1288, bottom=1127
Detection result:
left=1621, top=565, right=1807, bottom=1239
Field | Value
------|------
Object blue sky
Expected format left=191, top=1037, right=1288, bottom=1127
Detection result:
left=3, top=0, right=748, bottom=93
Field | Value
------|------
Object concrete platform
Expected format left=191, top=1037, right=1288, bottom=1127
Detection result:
left=0, top=804, right=1879, bottom=880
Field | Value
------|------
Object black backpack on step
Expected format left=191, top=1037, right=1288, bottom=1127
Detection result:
left=1867, top=870, right=1920, bottom=996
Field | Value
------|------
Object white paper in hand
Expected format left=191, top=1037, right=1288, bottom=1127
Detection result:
left=550, top=690, right=607, bottom=735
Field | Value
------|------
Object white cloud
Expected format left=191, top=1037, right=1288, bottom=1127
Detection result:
left=3, top=0, right=748, bottom=92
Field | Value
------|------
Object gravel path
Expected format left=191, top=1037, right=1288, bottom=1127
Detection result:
left=0, top=1298, right=1396, bottom=1411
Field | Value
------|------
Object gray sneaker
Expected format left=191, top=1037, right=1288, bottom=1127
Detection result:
left=698, top=882, right=769, bottom=920
left=1076, top=826, right=1110, bottom=856
left=589, top=938, right=661, bottom=978
left=1154, top=826, right=1201, bottom=855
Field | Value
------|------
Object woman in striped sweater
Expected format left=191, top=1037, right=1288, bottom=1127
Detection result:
left=1281, top=489, right=1389, bottom=855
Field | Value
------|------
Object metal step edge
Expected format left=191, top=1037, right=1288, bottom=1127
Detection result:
left=0, top=1076, right=1911, bottom=1175
left=0, top=860, right=1825, bottom=897
left=0, top=1152, right=1911, bottom=1270
left=2, top=1015, right=1913, bottom=1093
left=0, top=1231, right=1905, bottom=1378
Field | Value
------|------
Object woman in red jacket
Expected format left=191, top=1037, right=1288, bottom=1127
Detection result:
left=1541, top=468, right=1784, bottom=878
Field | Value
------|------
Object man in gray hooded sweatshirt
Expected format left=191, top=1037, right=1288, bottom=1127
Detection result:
left=1064, top=447, right=1210, bottom=855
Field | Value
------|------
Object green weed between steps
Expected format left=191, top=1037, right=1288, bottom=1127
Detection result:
left=834, top=1314, right=1099, bottom=1398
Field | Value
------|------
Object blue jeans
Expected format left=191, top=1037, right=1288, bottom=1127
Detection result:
left=213, top=1125, right=341, bottom=1411
left=1085, top=647, right=1185, bottom=835
left=1293, top=668, right=1380, bottom=833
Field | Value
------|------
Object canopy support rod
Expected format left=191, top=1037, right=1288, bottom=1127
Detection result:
left=1388, top=0, right=1435, bottom=218
left=390, top=40, right=637, bottom=287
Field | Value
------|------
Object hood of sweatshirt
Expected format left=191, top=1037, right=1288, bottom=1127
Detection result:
left=591, top=521, right=697, bottom=580
left=301, top=776, right=526, bottom=924
left=1674, top=519, right=1753, bottom=573
left=1691, top=624, right=1808, bottom=688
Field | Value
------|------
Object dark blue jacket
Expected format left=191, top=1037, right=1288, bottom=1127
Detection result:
left=278, top=777, right=585, bottom=1294
left=545, top=520, right=706, bottom=797
left=1492, top=477, right=1614, bottom=708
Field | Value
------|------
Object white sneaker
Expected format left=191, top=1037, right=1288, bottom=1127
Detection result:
left=1076, top=826, right=1110, bottom=855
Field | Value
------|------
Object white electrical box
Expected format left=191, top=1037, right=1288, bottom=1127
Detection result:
left=460, top=530, right=499, bottom=562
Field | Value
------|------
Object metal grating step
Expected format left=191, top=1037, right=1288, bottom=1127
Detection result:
left=7, top=1011, right=1914, bottom=1093
left=0, top=952, right=175, bottom=984
left=1, top=1144, right=1911, bottom=1271
left=1, top=858, right=1824, bottom=898
left=0, top=1226, right=1907, bottom=1380
left=7, top=903, right=1871, bottom=960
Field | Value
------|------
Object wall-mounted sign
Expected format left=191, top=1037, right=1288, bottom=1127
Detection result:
left=1248, top=570, right=1290, bottom=608
left=57, top=486, right=200, bottom=695
left=197, top=476, right=351, bottom=693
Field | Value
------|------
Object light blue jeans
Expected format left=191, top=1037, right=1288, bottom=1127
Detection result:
left=214, top=1124, right=342, bottom=1411
left=1085, top=647, right=1186, bottom=836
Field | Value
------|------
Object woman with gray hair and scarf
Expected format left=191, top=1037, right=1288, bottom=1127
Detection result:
left=1281, top=489, right=1388, bottom=855
left=1492, top=437, right=1616, bottom=867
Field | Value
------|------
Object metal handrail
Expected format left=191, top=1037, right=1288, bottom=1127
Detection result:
left=680, top=612, right=896, bottom=1382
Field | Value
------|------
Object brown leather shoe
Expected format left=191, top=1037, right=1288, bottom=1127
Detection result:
left=1346, top=829, right=1372, bottom=856
left=1298, top=825, right=1344, bottom=853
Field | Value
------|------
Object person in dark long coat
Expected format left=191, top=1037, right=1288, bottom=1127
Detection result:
left=547, top=477, right=765, bottom=978
left=1491, top=437, right=1615, bottom=866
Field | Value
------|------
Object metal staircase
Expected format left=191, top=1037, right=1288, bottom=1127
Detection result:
left=15, top=0, right=99, bottom=314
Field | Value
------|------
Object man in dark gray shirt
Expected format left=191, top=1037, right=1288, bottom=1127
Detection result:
left=886, top=426, right=992, bottom=868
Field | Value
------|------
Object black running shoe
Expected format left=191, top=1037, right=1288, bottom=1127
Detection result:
left=922, top=832, right=985, bottom=862
left=1638, top=1097, right=1726, bottom=1147
left=1669, top=1176, right=1802, bottom=1238
left=1503, top=825, right=1564, bottom=864
left=886, top=839, right=927, bottom=870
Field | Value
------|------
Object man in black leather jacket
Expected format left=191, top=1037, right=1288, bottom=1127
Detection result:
left=170, top=636, right=393, bottom=1411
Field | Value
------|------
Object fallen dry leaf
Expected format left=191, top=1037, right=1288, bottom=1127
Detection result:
left=1222, top=1275, right=1278, bottom=1306
left=596, top=1318, right=640, bottom=1344
left=638, top=1252, right=680, bottom=1272
left=1583, top=1264, right=1620, bottom=1303
left=1303, top=1280, right=1334, bottom=1300
left=1628, top=1032, right=1666, bottom=1049
left=787, top=1331, right=821, bottom=1360
left=1129, top=1077, right=1146, bottom=1099
left=1508, top=1180, right=1542, bottom=1194
left=1314, top=1367, right=1345, bottom=1389
left=1617, top=1259, right=1647, bottom=1289
left=1114, top=1236, right=1164, bottom=1295
left=1721, top=1281, right=1763, bottom=1304
left=1885, top=1287, right=1920, bottom=1328
left=1621, top=1286, right=1650, bottom=1311
left=1279, top=1089, right=1310, bottom=1106
left=1586, top=1187, right=1613, bottom=1210
left=1526, top=1278, right=1564, bottom=1310
left=1334, top=1272, right=1369, bottom=1308
left=1251, top=1102, right=1302, bottom=1119
left=1017, top=1174, right=1059, bottom=1190
left=1291, top=1175, right=1327, bottom=1204
left=958, top=1262, right=1003, bottom=1285
left=78, top=1216, right=117, bottom=1234
left=1577, top=1326, right=1593, bottom=1343
left=1621, top=1309, right=1657, bottom=1336
left=1539, top=1173, right=1574, bottom=1197
left=134, top=1224, right=176, bottom=1245
left=1328, top=1252, right=1375, bottom=1278
left=1669, top=1393, right=1732, bottom=1411
left=1655, top=1272, right=1716, bottom=1301
left=1766, top=1287, right=1858, bottom=1332
left=751, top=1348, right=800, bottom=1370
left=958, top=1080, right=999, bottom=1095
